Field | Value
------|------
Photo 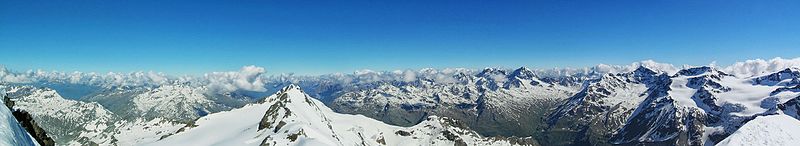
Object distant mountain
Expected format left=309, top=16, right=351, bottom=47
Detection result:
left=329, top=66, right=800, bottom=146
left=544, top=66, right=666, bottom=146
left=330, top=67, right=584, bottom=138
left=3, top=64, right=800, bottom=146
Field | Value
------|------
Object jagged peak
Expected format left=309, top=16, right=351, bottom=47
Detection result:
left=674, top=66, right=731, bottom=77
left=477, top=67, right=507, bottom=77
left=597, top=66, right=661, bottom=84
left=278, top=84, right=301, bottom=94
left=272, top=84, right=322, bottom=109
left=259, top=84, right=322, bottom=124
left=509, top=67, right=536, bottom=79
left=632, top=66, right=658, bottom=75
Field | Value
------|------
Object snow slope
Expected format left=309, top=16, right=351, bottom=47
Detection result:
left=148, top=85, right=534, bottom=146
left=716, top=114, right=800, bottom=146
left=0, top=87, right=39, bottom=146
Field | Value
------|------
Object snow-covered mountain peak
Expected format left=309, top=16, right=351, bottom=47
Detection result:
left=612, top=66, right=664, bottom=84
left=277, top=84, right=301, bottom=94
left=262, top=84, right=314, bottom=107
left=510, top=67, right=536, bottom=79
left=632, top=65, right=658, bottom=75
left=477, top=68, right=507, bottom=77
left=674, top=66, right=732, bottom=78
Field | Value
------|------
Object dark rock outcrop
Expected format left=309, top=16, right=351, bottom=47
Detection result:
left=4, top=95, right=56, bottom=146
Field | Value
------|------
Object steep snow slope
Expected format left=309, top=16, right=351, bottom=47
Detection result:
left=716, top=114, right=800, bottom=146
left=149, top=85, right=534, bottom=146
left=0, top=88, right=39, bottom=146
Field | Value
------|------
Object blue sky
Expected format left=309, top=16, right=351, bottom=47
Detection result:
left=1, top=0, right=799, bottom=75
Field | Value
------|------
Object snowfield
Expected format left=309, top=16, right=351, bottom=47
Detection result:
left=716, top=114, right=800, bottom=146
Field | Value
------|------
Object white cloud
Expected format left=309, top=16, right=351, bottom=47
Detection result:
left=204, top=65, right=267, bottom=93
left=723, top=57, right=800, bottom=77
left=489, top=74, right=507, bottom=82
left=0, top=67, right=31, bottom=83
left=354, top=69, right=376, bottom=76
left=434, top=74, right=458, bottom=84
left=591, top=60, right=679, bottom=75
left=5, top=57, right=800, bottom=92
left=401, top=70, right=417, bottom=82
left=631, top=60, right=680, bottom=74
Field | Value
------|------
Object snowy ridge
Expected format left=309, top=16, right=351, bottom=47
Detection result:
left=149, top=85, right=534, bottom=146
left=0, top=87, right=39, bottom=146
left=716, top=114, right=800, bottom=146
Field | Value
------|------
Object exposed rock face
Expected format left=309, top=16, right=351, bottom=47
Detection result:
left=12, top=110, right=56, bottom=146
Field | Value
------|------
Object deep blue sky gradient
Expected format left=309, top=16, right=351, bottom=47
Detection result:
left=1, top=0, right=799, bottom=75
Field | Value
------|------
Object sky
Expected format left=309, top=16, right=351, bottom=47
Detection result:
left=1, top=0, right=799, bottom=75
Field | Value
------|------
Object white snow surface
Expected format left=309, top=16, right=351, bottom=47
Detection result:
left=0, top=88, right=39, bottom=146
left=716, top=114, right=800, bottom=146
left=148, top=85, right=527, bottom=146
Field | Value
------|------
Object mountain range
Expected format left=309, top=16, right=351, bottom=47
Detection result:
left=2, top=60, right=800, bottom=146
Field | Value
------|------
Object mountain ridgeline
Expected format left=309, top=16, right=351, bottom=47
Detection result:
left=3, top=66, right=800, bottom=145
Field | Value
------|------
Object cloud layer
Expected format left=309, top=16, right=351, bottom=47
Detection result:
left=722, top=57, right=800, bottom=77
left=3, top=57, right=800, bottom=94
